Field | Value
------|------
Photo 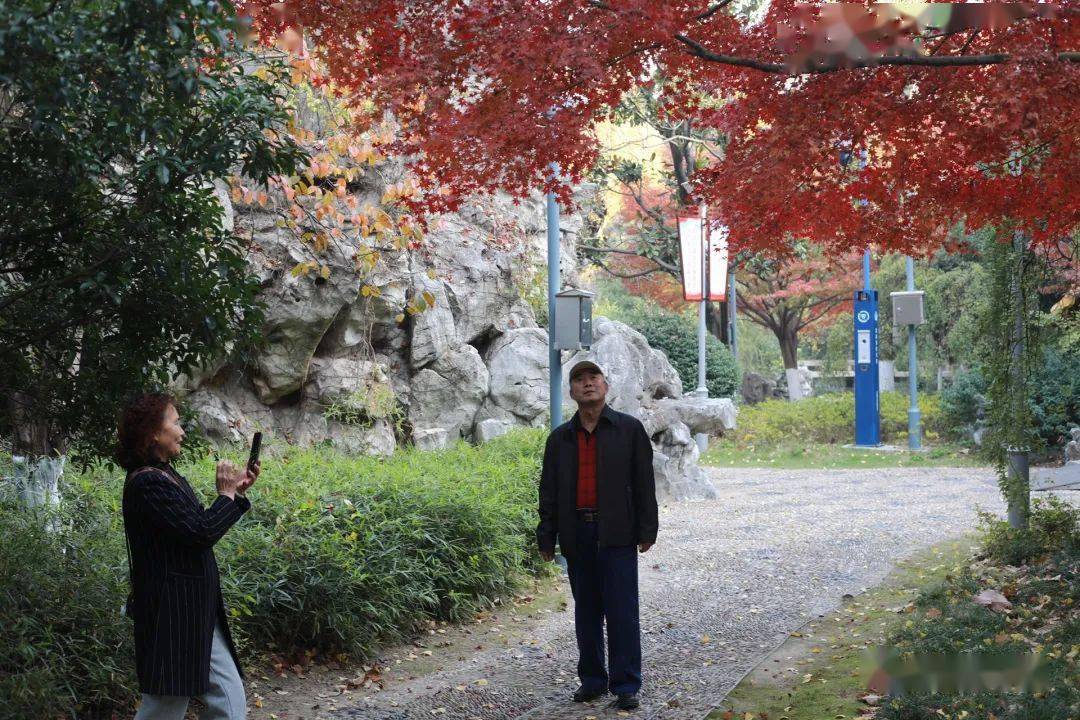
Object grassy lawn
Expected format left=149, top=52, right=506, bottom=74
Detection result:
left=707, top=537, right=977, bottom=720
left=701, top=440, right=985, bottom=470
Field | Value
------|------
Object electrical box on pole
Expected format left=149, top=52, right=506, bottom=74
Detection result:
left=889, top=290, right=926, bottom=326
left=554, top=288, right=594, bottom=351
left=853, top=290, right=881, bottom=447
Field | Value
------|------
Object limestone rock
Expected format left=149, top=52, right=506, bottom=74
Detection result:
left=409, top=344, right=489, bottom=442
left=562, top=317, right=681, bottom=416
left=651, top=421, right=719, bottom=501
left=413, top=427, right=451, bottom=451
left=641, top=397, right=738, bottom=438
left=305, top=356, right=382, bottom=404
left=475, top=418, right=515, bottom=443
left=409, top=273, right=459, bottom=370
left=245, top=211, right=360, bottom=403
left=482, top=327, right=551, bottom=425
left=740, top=372, right=776, bottom=405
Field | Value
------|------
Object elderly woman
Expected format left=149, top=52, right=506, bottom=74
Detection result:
left=118, top=393, right=259, bottom=720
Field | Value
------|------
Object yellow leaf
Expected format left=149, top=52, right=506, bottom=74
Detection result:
left=426, top=268, right=437, bottom=280
left=320, top=265, right=331, bottom=280
left=395, top=313, right=406, bottom=323
left=422, top=290, right=436, bottom=307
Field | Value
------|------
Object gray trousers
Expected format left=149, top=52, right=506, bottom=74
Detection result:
left=134, top=622, right=246, bottom=720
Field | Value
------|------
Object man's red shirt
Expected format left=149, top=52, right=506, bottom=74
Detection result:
left=576, top=427, right=597, bottom=510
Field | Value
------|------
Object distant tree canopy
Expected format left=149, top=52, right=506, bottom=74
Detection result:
left=0, top=0, right=306, bottom=460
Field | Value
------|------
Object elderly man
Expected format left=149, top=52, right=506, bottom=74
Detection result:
left=537, top=358, right=659, bottom=711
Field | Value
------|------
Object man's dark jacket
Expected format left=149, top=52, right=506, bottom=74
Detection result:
left=122, top=463, right=249, bottom=696
left=537, top=404, right=658, bottom=561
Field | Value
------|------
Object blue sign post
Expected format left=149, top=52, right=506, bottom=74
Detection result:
left=853, top=284, right=881, bottom=447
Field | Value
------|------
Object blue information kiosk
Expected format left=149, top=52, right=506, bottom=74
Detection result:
left=853, top=289, right=881, bottom=447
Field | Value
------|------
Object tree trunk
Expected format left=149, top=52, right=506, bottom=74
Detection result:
left=6, top=391, right=65, bottom=517
left=705, top=301, right=728, bottom=344
left=776, top=323, right=804, bottom=400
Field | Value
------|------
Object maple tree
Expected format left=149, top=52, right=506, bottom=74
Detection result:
left=239, top=0, right=1079, bottom=261
left=736, top=246, right=864, bottom=398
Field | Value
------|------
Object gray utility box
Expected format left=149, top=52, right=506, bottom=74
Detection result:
left=890, top=290, right=926, bottom=326
left=554, top=288, right=595, bottom=350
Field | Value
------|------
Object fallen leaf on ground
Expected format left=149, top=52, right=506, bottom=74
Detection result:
left=973, top=589, right=1013, bottom=613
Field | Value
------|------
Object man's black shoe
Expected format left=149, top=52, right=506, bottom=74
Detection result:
left=572, top=686, right=606, bottom=702
left=615, top=693, right=640, bottom=710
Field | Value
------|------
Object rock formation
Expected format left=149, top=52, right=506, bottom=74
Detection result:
left=178, top=187, right=737, bottom=500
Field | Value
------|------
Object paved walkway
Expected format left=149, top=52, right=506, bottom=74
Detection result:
left=334, top=466, right=1006, bottom=720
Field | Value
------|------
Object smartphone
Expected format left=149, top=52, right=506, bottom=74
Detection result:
left=247, top=432, right=263, bottom=473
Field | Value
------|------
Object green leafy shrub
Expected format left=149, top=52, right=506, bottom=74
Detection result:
left=938, top=347, right=1080, bottom=450
left=731, top=391, right=943, bottom=447
left=1028, top=347, right=1080, bottom=448
left=0, top=430, right=549, bottom=719
left=0, top=495, right=136, bottom=719
left=977, top=497, right=1080, bottom=565
left=622, top=305, right=740, bottom=399
left=938, top=367, right=986, bottom=439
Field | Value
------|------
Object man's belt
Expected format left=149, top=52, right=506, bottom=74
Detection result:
left=576, top=508, right=598, bottom=522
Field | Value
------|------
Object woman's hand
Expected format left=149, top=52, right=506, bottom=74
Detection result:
left=237, top=461, right=260, bottom=496
left=215, top=461, right=244, bottom=499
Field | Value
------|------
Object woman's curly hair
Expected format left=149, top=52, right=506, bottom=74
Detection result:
left=117, top=393, right=176, bottom=471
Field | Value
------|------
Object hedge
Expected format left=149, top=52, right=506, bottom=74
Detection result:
left=728, top=391, right=945, bottom=446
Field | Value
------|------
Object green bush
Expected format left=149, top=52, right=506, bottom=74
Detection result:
left=0, top=496, right=136, bottom=720
left=938, top=347, right=1080, bottom=449
left=0, top=430, right=549, bottom=719
left=623, top=305, right=740, bottom=399
left=730, top=391, right=943, bottom=447
left=976, top=497, right=1080, bottom=565
left=938, top=367, right=986, bottom=439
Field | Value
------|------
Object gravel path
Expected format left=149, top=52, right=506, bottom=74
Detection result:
left=334, top=466, right=1006, bottom=720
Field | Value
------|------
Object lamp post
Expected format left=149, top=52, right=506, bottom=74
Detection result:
left=677, top=206, right=728, bottom=453
left=547, top=163, right=562, bottom=429
left=904, top=256, right=922, bottom=450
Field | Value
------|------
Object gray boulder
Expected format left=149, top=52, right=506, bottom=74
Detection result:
left=245, top=211, right=361, bottom=403
left=409, top=344, right=489, bottom=445
left=562, top=317, right=681, bottom=416
left=740, top=371, right=775, bottom=405
left=481, top=327, right=551, bottom=425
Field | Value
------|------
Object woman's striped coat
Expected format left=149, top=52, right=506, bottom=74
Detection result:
left=122, top=464, right=250, bottom=696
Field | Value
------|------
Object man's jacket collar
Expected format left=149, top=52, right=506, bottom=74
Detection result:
left=569, top=403, right=617, bottom=432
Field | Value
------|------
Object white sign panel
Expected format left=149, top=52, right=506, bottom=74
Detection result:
left=678, top=215, right=704, bottom=301
left=856, top=329, right=871, bottom=364
left=707, top=222, right=729, bottom=301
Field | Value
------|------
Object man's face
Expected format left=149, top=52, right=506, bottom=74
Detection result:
left=569, top=369, right=608, bottom=405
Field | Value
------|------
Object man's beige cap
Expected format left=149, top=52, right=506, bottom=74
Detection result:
left=568, top=358, right=606, bottom=380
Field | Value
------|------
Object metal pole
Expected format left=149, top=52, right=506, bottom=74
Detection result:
left=905, top=256, right=922, bottom=450
left=863, top=249, right=872, bottom=291
left=1006, top=229, right=1030, bottom=529
left=695, top=205, right=708, bottom=452
left=729, top=262, right=738, bottom=364
left=547, top=163, right=562, bottom=430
